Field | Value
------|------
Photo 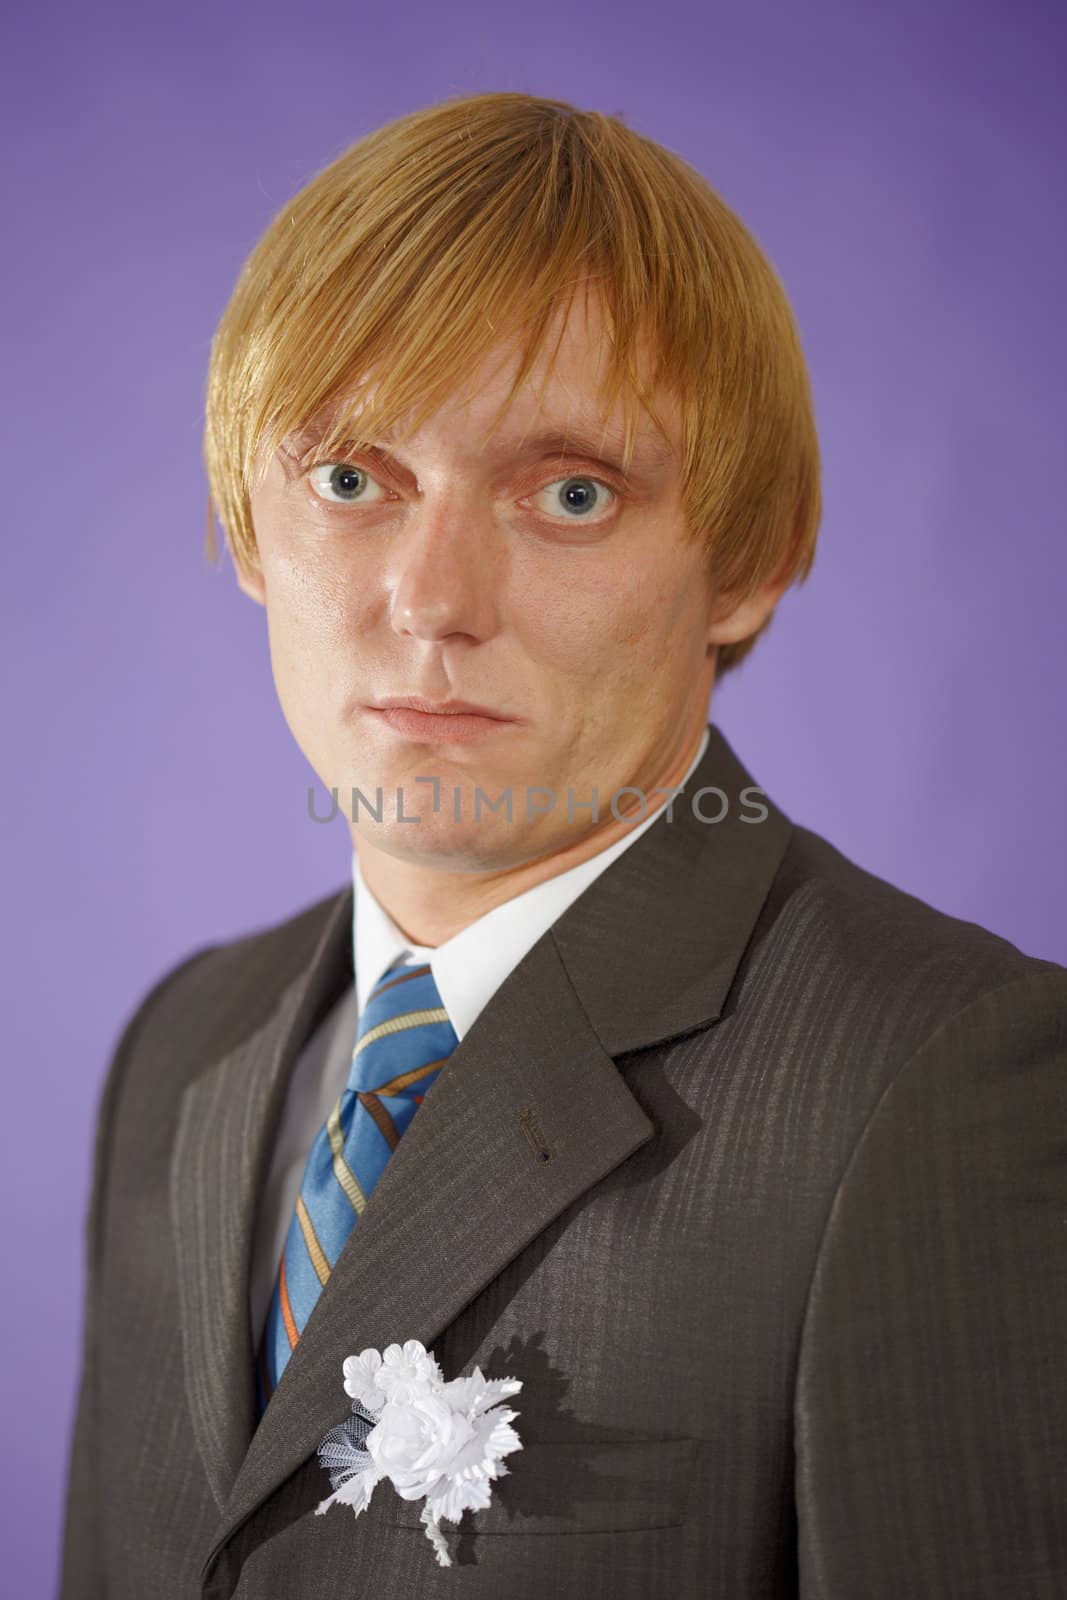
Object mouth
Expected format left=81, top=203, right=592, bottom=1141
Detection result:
left=366, top=696, right=520, bottom=745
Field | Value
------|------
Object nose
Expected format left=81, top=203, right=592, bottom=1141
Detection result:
left=389, top=492, right=499, bottom=645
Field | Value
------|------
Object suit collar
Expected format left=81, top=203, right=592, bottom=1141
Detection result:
left=557, top=720, right=792, bottom=1053
left=172, top=721, right=792, bottom=1587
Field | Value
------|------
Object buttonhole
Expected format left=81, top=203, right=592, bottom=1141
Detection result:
left=518, top=1106, right=553, bottom=1166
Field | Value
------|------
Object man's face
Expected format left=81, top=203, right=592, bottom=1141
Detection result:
left=244, top=290, right=723, bottom=871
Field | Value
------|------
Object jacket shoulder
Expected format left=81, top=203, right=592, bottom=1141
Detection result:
left=761, top=821, right=1065, bottom=1052
left=108, top=883, right=351, bottom=1080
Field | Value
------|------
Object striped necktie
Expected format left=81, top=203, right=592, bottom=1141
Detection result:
left=257, top=957, right=457, bottom=1410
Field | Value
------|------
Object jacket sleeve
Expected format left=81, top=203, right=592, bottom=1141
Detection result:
left=795, top=965, right=1067, bottom=1599
left=57, top=948, right=216, bottom=1600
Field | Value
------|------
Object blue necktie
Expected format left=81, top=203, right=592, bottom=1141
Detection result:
left=257, top=957, right=458, bottom=1409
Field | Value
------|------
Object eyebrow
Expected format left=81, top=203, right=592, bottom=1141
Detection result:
left=287, top=418, right=674, bottom=486
left=488, top=427, right=674, bottom=483
left=279, top=400, right=671, bottom=464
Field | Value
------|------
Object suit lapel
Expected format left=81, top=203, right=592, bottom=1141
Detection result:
left=169, top=885, right=354, bottom=1513
left=188, top=721, right=793, bottom=1581
left=553, top=722, right=793, bottom=1050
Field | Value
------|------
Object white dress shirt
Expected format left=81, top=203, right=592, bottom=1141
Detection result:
left=248, top=726, right=710, bottom=1339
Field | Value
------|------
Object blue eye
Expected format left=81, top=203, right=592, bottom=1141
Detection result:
left=535, top=476, right=615, bottom=519
left=308, top=462, right=387, bottom=505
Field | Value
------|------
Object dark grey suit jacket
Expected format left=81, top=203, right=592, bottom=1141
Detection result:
left=59, top=722, right=1067, bottom=1598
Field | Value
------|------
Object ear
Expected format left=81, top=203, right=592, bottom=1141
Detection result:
left=705, top=570, right=791, bottom=647
left=236, top=558, right=267, bottom=606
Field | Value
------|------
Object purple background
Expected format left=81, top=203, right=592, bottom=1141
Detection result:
left=4, top=0, right=1065, bottom=1589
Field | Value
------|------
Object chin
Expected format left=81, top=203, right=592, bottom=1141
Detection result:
left=353, top=811, right=526, bottom=870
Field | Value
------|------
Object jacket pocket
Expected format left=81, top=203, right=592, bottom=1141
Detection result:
left=390, top=1436, right=698, bottom=1535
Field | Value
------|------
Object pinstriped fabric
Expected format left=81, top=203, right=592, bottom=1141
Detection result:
left=61, top=721, right=1067, bottom=1599
left=256, top=958, right=457, bottom=1410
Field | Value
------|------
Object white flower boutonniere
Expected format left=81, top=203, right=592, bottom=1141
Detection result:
left=315, top=1339, right=524, bottom=1567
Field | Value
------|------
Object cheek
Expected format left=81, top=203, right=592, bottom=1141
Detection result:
left=518, top=544, right=699, bottom=668
left=252, top=487, right=363, bottom=631
left=260, top=572, right=361, bottom=734
left=249, top=487, right=377, bottom=722
left=263, top=584, right=326, bottom=673
left=262, top=542, right=365, bottom=652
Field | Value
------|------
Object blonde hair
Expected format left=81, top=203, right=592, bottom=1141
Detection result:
left=203, top=91, right=820, bottom=678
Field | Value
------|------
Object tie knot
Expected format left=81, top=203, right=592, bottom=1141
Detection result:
left=349, top=957, right=457, bottom=1094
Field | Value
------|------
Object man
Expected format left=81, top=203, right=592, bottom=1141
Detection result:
left=59, top=91, right=1067, bottom=1598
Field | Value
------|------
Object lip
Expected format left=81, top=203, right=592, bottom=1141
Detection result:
left=367, top=697, right=520, bottom=745
left=371, top=696, right=514, bottom=720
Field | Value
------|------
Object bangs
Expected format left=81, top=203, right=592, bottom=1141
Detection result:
left=271, top=275, right=666, bottom=489
left=213, top=100, right=709, bottom=503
